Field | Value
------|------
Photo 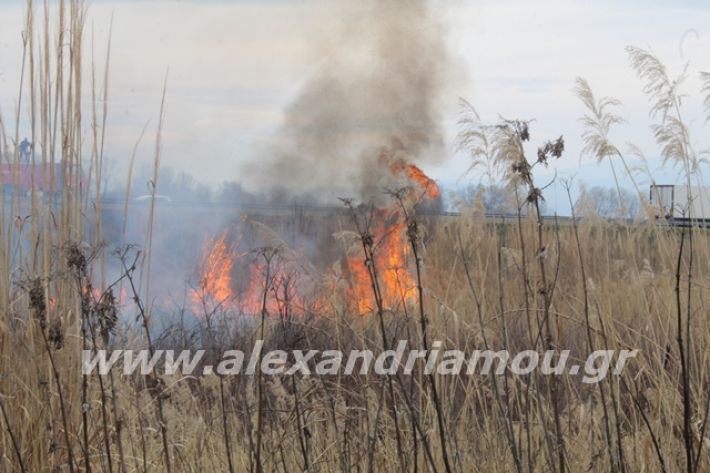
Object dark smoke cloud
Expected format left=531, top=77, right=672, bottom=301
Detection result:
left=241, top=0, right=453, bottom=202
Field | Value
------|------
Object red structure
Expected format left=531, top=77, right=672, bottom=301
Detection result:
left=0, top=163, right=77, bottom=196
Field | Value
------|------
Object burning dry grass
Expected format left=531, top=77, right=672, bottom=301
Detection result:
left=1, top=2, right=710, bottom=473
left=3, top=215, right=710, bottom=473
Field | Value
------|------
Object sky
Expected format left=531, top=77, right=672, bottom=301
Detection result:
left=1, top=0, right=710, bottom=213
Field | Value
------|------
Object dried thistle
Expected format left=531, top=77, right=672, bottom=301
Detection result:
left=48, top=319, right=64, bottom=350
left=490, top=118, right=532, bottom=183
left=407, top=220, right=419, bottom=243
left=146, top=375, right=169, bottom=401
left=81, top=285, right=92, bottom=321
left=362, top=232, right=373, bottom=248
left=518, top=121, right=530, bottom=142
left=526, top=187, right=545, bottom=205
left=29, top=278, right=47, bottom=329
left=66, top=242, right=87, bottom=276
left=511, top=160, right=532, bottom=180
left=537, top=136, right=565, bottom=165
left=96, top=290, right=118, bottom=345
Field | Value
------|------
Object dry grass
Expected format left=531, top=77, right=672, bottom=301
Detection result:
left=1, top=2, right=709, bottom=473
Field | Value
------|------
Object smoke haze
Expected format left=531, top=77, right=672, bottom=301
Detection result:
left=241, top=0, right=453, bottom=202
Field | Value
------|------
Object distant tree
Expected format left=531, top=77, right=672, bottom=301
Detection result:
left=455, top=183, right=519, bottom=215
left=125, top=166, right=215, bottom=203
left=216, top=181, right=263, bottom=205
left=574, top=184, right=639, bottom=219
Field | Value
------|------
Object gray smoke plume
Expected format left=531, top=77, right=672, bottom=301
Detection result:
left=241, top=0, right=453, bottom=202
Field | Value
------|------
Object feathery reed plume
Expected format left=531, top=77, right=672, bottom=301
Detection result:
left=457, top=99, right=499, bottom=183
left=574, top=77, right=643, bottom=204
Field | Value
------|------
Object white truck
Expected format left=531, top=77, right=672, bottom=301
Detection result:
left=650, top=185, right=710, bottom=226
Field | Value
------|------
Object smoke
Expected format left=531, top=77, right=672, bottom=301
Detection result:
left=241, top=0, right=453, bottom=202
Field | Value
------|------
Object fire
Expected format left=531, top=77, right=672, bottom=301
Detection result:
left=347, top=217, right=418, bottom=315
left=192, top=159, right=439, bottom=318
left=388, top=159, right=440, bottom=200
left=242, top=261, right=307, bottom=317
left=193, top=231, right=236, bottom=310
left=192, top=229, right=309, bottom=317
left=406, top=163, right=440, bottom=199
left=346, top=159, right=439, bottom=314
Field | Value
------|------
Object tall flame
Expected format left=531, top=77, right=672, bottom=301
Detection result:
left=347, top=160, right=438, bottom=314
left=406, top=163, right=440, bottom=199
left=192, top=161, right=438, bottom=318
left=192, top=230, right=307, bottom=316
left=346, top=217, right=418, bottom=315
left=193, top=231, right=235, bottom=310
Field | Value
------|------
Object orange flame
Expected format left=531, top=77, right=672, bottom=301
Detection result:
left=192, top=231, right=235, bottom=311
left=346, top=160, right=437, bottom=314
left=387, top=159, right=440, bottom=200
left=192, top=159, right=438, bottom=318
left=192, top=230, right=308, bottom=317
left=347, top=219, right=417, bottom=315
left=406, top=163, right=440, bottom=199
left=241, top=262, right=306, bottom=317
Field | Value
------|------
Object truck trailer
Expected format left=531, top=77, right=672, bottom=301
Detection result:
left=650, top=185, right=710, bottom=226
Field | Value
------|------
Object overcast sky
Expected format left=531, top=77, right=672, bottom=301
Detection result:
left=1, top=0, right=710, bottom=211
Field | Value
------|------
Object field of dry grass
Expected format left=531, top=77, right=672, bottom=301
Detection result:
left=1, top=2, right=709, bottom=473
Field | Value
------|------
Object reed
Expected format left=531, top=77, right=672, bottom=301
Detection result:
left=0, top=2, right=709, bottom=473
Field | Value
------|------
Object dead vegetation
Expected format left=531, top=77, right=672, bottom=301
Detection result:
left=0, top=2, right=709, bottom=473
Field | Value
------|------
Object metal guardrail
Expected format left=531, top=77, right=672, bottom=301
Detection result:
left=95, top=199, right=630, bottom=225
left=10, top=197, right=710, bottom=227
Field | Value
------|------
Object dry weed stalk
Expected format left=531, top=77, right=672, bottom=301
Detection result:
left=1, top=2, right=710, bottom=472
